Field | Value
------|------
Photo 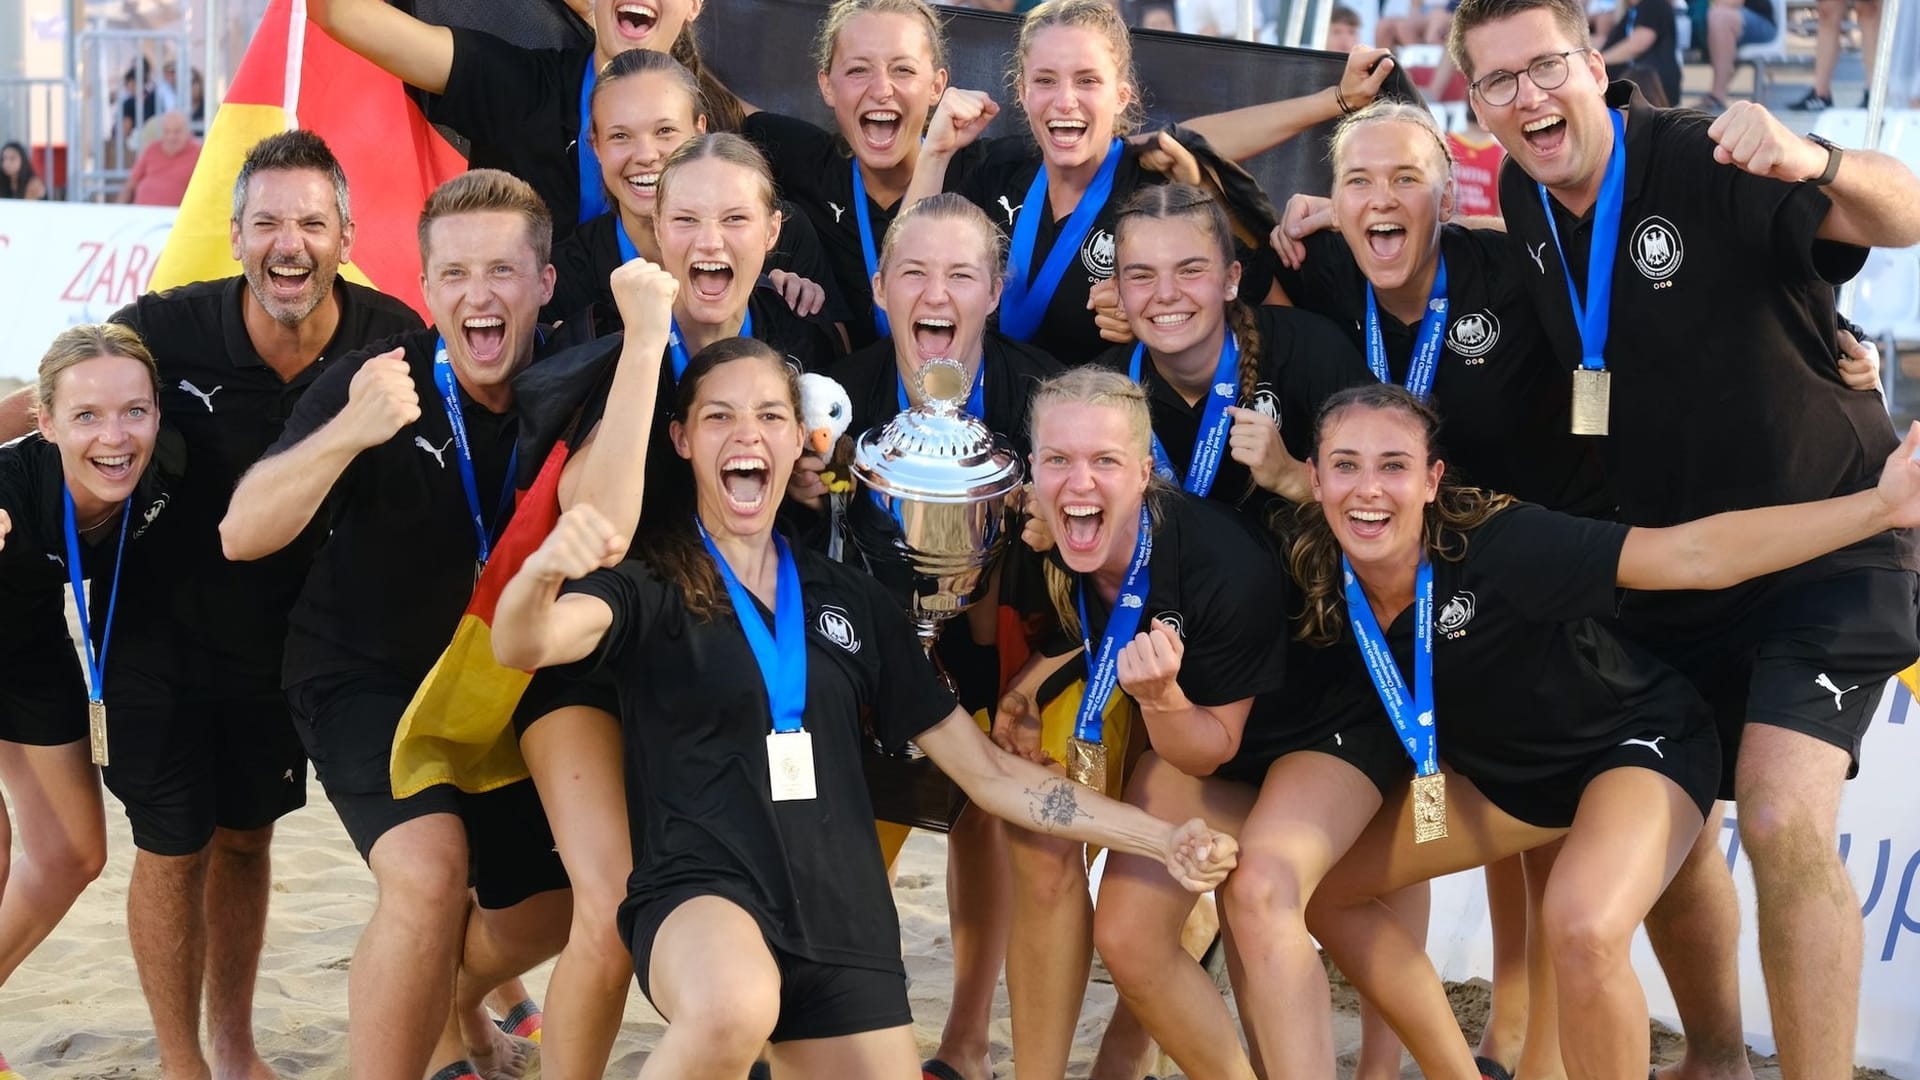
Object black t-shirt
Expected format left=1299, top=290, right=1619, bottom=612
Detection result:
left=1273, top=225, right=1613, bottom=516
left=1093, top=305, right=1373, bottom=521
left=743, top=110, right=992, bottom=351
left=276, top=327, right=534, bottom=688
left=107, top=277, right=423, bottom=690
left=566, top=545, right=955, bottom=973
left=1605, top=1, right=1681, bottom=107
left=1498, top=85, right=1907, bottom=617
left=1347, top=504, right=1707, bottom=795
left=544, top=203, right=848, bottom=328
left=433, top=29, right=594, bottom=232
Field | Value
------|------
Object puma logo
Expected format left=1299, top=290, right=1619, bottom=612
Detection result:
left=414, top=435, right=452, bottom=468
left=1814, top=673, right=1860, bottom=711
left=998, top=195, right=1022, bottom=226
left=178, top=379, right=222, bottom=412
left=827, top=201, right=846, bottom=223
left=1619, top=735, right=1666, bottom=759
left=282, top=769, right=295, bottom=783
left=1527, top=242, right=1547, bottom=276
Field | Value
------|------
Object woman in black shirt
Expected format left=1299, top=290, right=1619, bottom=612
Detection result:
left=491, top=338, right=1235, bottom=1073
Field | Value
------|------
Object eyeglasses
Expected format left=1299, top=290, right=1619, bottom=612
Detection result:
left=1469, top=49, right=1590, bottom=107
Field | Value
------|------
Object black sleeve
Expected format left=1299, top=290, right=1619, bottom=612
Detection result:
left=546, top=227, right=609, bottom=324
left=266, top=347, right=368, bottom=458
left=771, top=199, right=853, bottom=325
left=1172, top=515, right=1292, bottom=706
left=562, top=559, right=673, bottom=673
left=1471, top=504, right=1630, bottom=623
left=1671, top=113, right=1868, bottom=285
left=1271, top=308, right=1374, bottom=462
left=430, top=28, right=572, bottom=141
left=744, top=110, right=837, bottom=177
left=1269, top=230, right=1360, bottom=323
left=856, top=572, right=961, bottom=751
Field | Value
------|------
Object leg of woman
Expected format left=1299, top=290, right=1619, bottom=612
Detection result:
left=1221, top=752, right=1386, bottom=1080
left=1540, top=769, right=1702, bottom=1080
left=0, top=740, right=107, bottom=982
left=642, top=897, right=783, bottom=1080
left=1306, top=774, right=1560, bottom=1080
left=519, top=705, right=634, bottom=1080
left=1354, top=882, right=1429, bottom=1080
left=1476, top=854, right=1532, bottom=1074
left=930, top=803, right=1010, bottom=1080
left=1515, top=842, right=1567, bottom=1080
left=769, top=1025, right=920, bottom=1080
left=1092, top=753, right=1257, bottom=1080
left=1005, top=825, right=1094, bottom=1080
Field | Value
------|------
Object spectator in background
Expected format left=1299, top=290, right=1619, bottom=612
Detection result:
left=120, top=112, right=200, bottom=206
left=0, top=142, right=47, bottom=200
left=1177, top=0, right=1244, bottom=36
left=1327, top=4, right=1363, bottom=49
left=1446, top=104, right=1504, bottom=215
left=1599, top=0, right=1680, bottom=105
left=1789, top=0, right=1881, bottom=110
left=1700, top=0, right=1775, bottom=111
left=1137, top=0, right=1179, bottom=29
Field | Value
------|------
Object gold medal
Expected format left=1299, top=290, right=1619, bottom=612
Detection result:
left=1066, top=736, right=1108, bottom=791
left=1411, top=771, right=1448, bottom=843
left=1570, top=367, right=1611, bottom=436
left=88, top=700, right=109, bottom=767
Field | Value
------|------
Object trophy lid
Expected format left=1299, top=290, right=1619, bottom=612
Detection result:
left=852, top=359, right=1023, bottom=503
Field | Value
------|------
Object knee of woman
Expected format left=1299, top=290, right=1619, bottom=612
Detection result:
left=1091, top=897, right=1160, bottom=984
left=1009, top=842, right=1086, bottom=906
left=568, top=907, right=635, bottom=976
left=1541, top=900, right=1632, bottom=981
left=1222, top=853, right=1308, bottom=929
left=675, top=982, right=779, bottom=1055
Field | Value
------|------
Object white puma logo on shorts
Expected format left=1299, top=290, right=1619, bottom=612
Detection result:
left=1619, top=735, right=1666, bottom=760
left=1814, top=673, right=1860, bottom=711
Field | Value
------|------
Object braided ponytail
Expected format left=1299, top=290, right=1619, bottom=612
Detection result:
left=670, top=30, right=745, bottom=133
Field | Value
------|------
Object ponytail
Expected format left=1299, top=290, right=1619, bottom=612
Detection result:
left=671, top=30, right=745, bottom=133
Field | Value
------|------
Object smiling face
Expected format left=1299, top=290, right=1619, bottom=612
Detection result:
left=1030, top=399, right=1152, bottom=577
left=1461, top=10, right=1612, bottom=198
left=595, top=0, right=700, bottom=58
left=593, top=69, right=706, bottom=220
left=231, top=167, right=353, bottom=327
left=1019, top=25, right=1132, bottom=173
left=672, top=353, right=803, bottom=535
left=1310, top=403, right=1443, bottom=570
left=1116, top=215, right=1239, bottom=358
left=655, top=155, right=779, bottom=325
left=421, top=210, right=556, bottom=399
left=873, top=212, right=1002, bottom=374
left=818, top=11, right=949, bottom=174
left=37, top=354, right=160, bottom=515
left=2, top=145, right=23, bottom=177
left=1332, top=119, right=1452, bottom=296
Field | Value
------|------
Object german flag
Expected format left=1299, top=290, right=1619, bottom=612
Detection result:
left=148, top=0, right=465, bottom=315
left=1902, top=661, right=1919, bottom=703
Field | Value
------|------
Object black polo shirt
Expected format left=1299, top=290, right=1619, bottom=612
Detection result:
left=1094, top=305, right=1374, bottom=520
left=743, top=110, right=992, bottom=351
left=108, top=278, right=422, bottom=692
left=544, top=202, right=848, bottom=328
left=565, top=546, right=954, bottom=973
left=1272, top=225, right=1612, bottom=516
left=432, top=28, right=594, bottom=232
left=274, top=327, right=548, bottom=688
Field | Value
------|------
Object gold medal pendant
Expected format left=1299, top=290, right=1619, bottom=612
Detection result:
left=88, top=700, right=109, bottom=767
left=1570, top=368, right=1611, bottom=436
left=1066, top=737, right=1108, bottom=791
left=1411, top=771, right=1448, bottom=843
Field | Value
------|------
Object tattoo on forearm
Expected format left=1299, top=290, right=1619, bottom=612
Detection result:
left=1026, top=778, right=1094, bottom=830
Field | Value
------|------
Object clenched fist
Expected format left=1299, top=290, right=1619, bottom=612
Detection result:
left=924, top=89, right=999, bottom=157
left=1162, top=817, right=1239, bottom=891
left=0, top=507, right=10, bottom=553
left=339, top=349, right=421, bottom=450
left=610, top=258, right=680, bottom=343
left=1116, top=619, right=1188, bottom=713
left=525, top=504, right=629, bottom=583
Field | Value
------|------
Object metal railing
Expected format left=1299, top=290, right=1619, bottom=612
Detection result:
left=70, top=27, right=193, bottom=203
left=0, top=77, right=76, bottom=199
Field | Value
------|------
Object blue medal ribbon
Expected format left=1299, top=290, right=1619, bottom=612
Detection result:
left=697, top=518, right=808, bottom=733
left=577, top=60, right=610, bottom=225
left=998, top=138, right=1125, bottom=342
left=852, top=161, right=892, bottom=340
left=1072, top=504, right=1153, bottom=745
left=1538, top=109, right=1627, bottom=376
left=1128, top=334, right=1239, bottom=496
left=63, top=488, right=130, bottom=710
left=668, top=309, right=755, bottom=383
left=895, top=359, right=986, bottom=419
left=432, top=340, right=519, bottom=568
left=1364, top=256, right=1449, bottom=402
left=1341, top=556, right=1437, bottom=777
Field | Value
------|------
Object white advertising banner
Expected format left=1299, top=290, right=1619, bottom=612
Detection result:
left=0, top=201, right=178, bottom=383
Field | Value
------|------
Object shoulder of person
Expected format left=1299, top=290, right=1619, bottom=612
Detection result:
left=1255, top=300, right=1359, bottom=352
left=744, top=110, right=837, bottom=157
left=111, top=276, right=232, bottom=341
left=990, top=333, right=1067, bottom=377
left=338, top=279, right=429, bottom=336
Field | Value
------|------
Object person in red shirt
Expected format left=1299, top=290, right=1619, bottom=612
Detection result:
left=120, top=112, right=201, bottom=207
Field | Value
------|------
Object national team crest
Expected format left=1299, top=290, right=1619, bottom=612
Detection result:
left=1446, top=311, right=1500, bottom=359
left=1630, top=216, right=1684, bottom=282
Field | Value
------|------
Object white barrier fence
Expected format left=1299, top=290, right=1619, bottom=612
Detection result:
left=0, top=200, right=177, bottom=383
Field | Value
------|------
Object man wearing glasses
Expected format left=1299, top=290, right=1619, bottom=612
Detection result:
left=1446, top=2, right=1920, bottom=1079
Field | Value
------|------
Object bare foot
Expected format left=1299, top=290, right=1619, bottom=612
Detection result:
left=466, top=1025, right=536, bottom=1080
left=211, top=1054, right=282, bottom=1080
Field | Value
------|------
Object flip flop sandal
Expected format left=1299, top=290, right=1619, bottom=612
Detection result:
left=923, top=1059, right=967, bottom=1080
left=1476, top=1056, right=1515, bottom=1080
left=427, top=1062, right=483, bottom=1080
left=493, top=998, right=544, bottom=1043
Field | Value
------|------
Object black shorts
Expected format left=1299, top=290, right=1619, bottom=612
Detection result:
left=1215, top=717, right=1412, bottom=797
left=1624, top=566, right=1920, bottom=800
left=510, top=663, right=619, bottom=738
left=1470, top=719, right=1720, bottom=829
left=99, top=663, right=307, bottom=855
left=288, top=672, right=569, bottom=910
left=0, top=632, right=87, bottom=747
left=626, top=891, right=913, bottom=1043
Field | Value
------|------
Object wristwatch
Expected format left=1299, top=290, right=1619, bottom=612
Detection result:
left=1805, top=133, right=1843, bottom=187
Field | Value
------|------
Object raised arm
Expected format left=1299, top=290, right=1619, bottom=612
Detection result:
left=492, top=504, right=627, bottom=670
left=556, top=261, right=675, bottom=540
left=1115, top=621, right=1253, bottom=775
left=1708, top=102, right=1920, bottom=250
left=220, top=347, right=419, bottom=560
left=904, top=89, right=998, bottom=209
left=1181, top=48, right=1394, bottom=162
left=1617, top=422, right=1920, bottom=591
left=306, top=0, right=456, bottom=95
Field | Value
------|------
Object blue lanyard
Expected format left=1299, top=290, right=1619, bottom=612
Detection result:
left=851, top=161, right=892, bottom=340
left=432, top=340, right=519, bottom=567
left=1342, top=556, right=1437, bottom=777
left=668, top=309, right=755, bottom=382
left=697, top=518, right=808, bottom=733
left=615, top=215, right=640, bottom=265
left=1364, top=256, right=1449, bottom=402
left=896, top=359, right=986, bottom=419
left=577, top=60, right=610, bottom=225
left=999, top=139, right=1124, bottom=342
left=63, top=488, right=130, bottom=706
left=1072, top=504, right=1153, bottom=745
left=1539, top=109, right=1627, bottom=375
left=1128, top=334, right=1239, bottom=496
